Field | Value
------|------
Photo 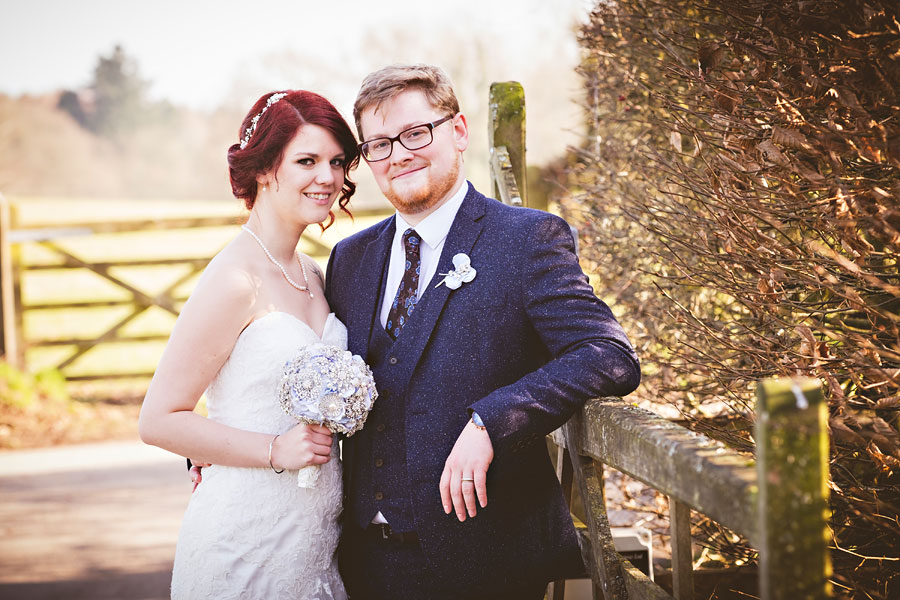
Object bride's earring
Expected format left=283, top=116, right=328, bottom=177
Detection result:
left=262, top=185, right=268, bottom=192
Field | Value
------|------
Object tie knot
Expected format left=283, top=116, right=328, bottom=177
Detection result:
left=402, top=228, right=421, bottom=253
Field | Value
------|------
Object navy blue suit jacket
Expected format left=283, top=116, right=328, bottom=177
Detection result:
left=326, top=184, right=640, bottom=589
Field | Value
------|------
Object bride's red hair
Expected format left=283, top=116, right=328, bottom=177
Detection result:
left=227, top=90, right=360, bottom=229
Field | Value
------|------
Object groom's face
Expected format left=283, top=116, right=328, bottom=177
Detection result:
left=358, top=89, right=468, bottom=218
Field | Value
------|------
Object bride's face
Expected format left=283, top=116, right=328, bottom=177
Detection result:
left=261, top=124, right=346, bottom=227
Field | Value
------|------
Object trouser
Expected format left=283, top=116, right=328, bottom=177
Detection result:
left=339, top=524, right=547, bottom=600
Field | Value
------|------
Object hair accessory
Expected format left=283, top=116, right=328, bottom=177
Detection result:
left=240, top=92, right=288, bottom=149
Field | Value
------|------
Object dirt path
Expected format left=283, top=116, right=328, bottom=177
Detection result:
left=0, top=439, right=189, bottom=600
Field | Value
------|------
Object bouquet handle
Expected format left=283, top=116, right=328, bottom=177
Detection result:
left=297, top=464, right=321, bottom=488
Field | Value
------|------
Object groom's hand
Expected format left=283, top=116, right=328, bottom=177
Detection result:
left=187, top=459, right=212, bottom=492
left=440, top=420, right=494, bottom=522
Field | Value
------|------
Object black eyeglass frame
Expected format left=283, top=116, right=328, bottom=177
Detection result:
left=358, top=114, right=455, bottom=162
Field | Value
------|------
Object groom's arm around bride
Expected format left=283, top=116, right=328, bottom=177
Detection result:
left=327, top=64, right=640, bottom=600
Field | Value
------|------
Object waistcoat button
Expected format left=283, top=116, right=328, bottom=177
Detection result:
left=389, top=356, right=398, bottom=365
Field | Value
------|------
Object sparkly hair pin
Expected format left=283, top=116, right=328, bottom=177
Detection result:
left=239, top=92, right=288, bottom=149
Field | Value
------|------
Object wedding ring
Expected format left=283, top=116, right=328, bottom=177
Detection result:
left=461, top=477, right=475, bottom=482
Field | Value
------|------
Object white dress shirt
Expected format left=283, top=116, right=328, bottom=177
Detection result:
left=378, top=181, right=469, bottom=328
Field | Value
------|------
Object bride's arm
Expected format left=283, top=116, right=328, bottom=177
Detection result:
left=138, top=257, right=332, bottom=470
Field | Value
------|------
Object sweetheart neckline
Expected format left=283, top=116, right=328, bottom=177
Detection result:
left=242, top=311, right=336, bottom=342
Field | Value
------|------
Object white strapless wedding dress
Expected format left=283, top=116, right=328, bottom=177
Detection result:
left=170, top=312, right=348, bottom=600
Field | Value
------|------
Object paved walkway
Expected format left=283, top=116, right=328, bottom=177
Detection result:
left=0, top=439, right=188, bottom=600
left=0, top=441, right=659, bottom=600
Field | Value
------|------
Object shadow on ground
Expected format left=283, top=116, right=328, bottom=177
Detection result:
left=0, top=569, right=170, bottom=600
left=0, top=440, right=187, bottom=600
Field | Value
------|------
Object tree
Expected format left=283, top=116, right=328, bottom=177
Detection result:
left=89, top=44, right=148, bottom=139
left=56, top=90, right=89, bottom=129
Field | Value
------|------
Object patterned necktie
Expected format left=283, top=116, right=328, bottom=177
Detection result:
left=386, top=228, right=421, bottom=339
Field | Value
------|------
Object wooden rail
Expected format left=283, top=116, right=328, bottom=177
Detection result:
left=548, top=379, right=830, bottom=599
left=0, top=198, right=390, bottom=380
left=488, top=85, right=831, bottom=599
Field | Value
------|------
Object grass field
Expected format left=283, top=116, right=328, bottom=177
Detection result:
left=8, top=196, right=391, bottom=398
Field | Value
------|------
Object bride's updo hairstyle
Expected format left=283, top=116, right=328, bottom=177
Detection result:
left=227, top=90, right=360, bottom=228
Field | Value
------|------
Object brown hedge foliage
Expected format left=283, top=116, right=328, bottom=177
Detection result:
left=564, top=1, right=900, bottom=597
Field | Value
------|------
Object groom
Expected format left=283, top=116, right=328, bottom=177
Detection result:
left=326, top=64, right=640, bottom=600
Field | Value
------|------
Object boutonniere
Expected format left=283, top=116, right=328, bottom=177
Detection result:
left=435, top=253, right=477, bottom=290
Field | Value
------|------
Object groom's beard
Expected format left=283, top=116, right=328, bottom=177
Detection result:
left=382, top=157, right=461, bottom=216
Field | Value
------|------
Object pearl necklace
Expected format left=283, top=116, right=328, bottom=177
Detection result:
left=241, top=225, right=314, bottom=298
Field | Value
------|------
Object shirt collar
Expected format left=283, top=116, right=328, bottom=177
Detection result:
left=393, top=181, right=469, bottom=250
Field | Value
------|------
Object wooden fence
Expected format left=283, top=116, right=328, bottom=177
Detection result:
left=0, top=197, right=389, bottom=380
left=488, top=82, right=831, bottom=599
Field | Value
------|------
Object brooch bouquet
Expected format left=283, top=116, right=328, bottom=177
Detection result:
left=278, top=343, right=378, bottom=487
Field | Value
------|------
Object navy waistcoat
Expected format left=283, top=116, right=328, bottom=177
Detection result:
left=348, top=292, right=417, bottom=531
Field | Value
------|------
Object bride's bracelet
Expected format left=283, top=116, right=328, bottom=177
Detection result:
left=268, top=434, right=285, bottom=474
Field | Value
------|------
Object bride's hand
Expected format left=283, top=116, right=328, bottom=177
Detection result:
left=271, top=424, right=333, bottom=470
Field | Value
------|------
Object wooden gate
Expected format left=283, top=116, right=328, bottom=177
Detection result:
left=0, top=197, right=386, bottom=381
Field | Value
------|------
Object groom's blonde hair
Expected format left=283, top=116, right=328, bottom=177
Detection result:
left=353, top=64, right=460, bottom=140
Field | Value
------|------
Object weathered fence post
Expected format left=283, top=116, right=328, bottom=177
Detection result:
left=0, top=193, right=20, bottom=366
left=564, top=421, right=629, bottom=600
left=667, top=496, right=695, bottom=600
left=488, top=81, right=530, bottom=208
left=756, top=378, right=831, bottom=599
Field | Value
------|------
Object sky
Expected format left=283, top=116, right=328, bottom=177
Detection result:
left=0, top=0, right=590, bottom=106
left=0, top=0, right=595, bottom=182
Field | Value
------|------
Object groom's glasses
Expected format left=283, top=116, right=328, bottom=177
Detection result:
left=358, top=114, right=455, bottom=163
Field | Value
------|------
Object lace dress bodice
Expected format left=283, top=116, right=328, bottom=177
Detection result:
left=170, top=312, right=348, bottom=600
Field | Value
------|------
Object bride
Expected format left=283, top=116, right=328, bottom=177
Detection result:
left=139, top=90, right=359, bottom=599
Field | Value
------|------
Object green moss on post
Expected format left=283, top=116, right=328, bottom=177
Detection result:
left=489, top=82, right=533, bottom=209
left=756, top=378, right=832, bottom=599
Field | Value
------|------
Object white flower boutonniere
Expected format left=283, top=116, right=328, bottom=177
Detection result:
left=436, top=253, right=477, bottom=290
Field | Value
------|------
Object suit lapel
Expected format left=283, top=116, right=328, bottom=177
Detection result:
left=391, top=189, right=487, bottom=384
left=347, top=217, right=395, bottom=358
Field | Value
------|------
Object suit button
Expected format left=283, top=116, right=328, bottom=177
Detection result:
left=375, top=491, right=384, bottom=500
left=376, top=424, right=385, bottom=432
left=375, top=458, right=384, bottom=467
left=389, top=356, right=398, bottom=365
